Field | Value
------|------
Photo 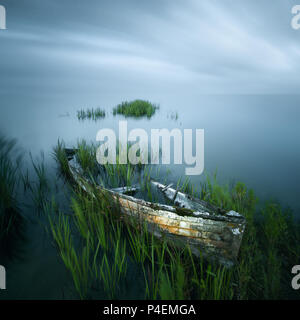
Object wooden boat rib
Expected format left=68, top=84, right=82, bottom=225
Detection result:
left=65, top=149, right=246, bottom=267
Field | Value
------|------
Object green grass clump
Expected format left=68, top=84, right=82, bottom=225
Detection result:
left=76, top=140, right=97, bottom=175
left=77, top=108, right=106, bottom=121
left=53, top=140, right=72, bottom=180
left=113, top=100, right=159, bottom=119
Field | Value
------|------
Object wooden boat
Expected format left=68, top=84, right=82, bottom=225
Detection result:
left=65, top=149, right=246, bottom=267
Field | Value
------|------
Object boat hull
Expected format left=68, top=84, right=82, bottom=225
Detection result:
left=65, top=149, right=246, bottom=267
left=110, top=194, right=245, bottom=267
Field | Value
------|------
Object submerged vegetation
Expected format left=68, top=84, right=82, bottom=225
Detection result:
left=0, top=137, right=24, bottom=261
left=77, top=108, right=106, bottom=121
left=76, top=100, right=159, bottom=121
left=1, top=136, right=299, bottom=300
left=113, top=100, right=159, bottom=119
left=167, top=111, right=179, bottom=121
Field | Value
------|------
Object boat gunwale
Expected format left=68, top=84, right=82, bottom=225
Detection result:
left=65, top=148, right=246, bottom=225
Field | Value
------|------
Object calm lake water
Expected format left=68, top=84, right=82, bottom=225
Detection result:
left=0, top=93, right=300, bottom=299
left=1, top=94, right=299, bottom=213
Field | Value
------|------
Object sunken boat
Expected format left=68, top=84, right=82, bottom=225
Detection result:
left=64, top=148, right=246, bottom=267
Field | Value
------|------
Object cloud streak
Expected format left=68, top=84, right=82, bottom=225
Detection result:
left=0, top=0, right=299, bottom=94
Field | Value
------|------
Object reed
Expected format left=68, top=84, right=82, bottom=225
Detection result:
left=77, top=108, right=106, bottom=121
left=48, top=175, right=128, bottom=299
left=76, top=140, right=97, bottom=175
left=97, top=233, right=128, bottom=299
left=48, top=207, right=94, bottom=299
left=53, top=139, right=72, bottom=180
left=0, top=136, right=24, bottom=260
left=156, top=245, right=186, bottom=300
left=0, top=136, right=21, bottom=209
left=143, top=236, right=167, bottom=300
left=29, top=152, right=50, bottom=214
left=126, top=220, right=150, bottom=264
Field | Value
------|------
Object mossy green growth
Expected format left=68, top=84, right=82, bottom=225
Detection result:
left=113, top=100, right=159, bottom=118
left=174, top=207, right=195, bottom=217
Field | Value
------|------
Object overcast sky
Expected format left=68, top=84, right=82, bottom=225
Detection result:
left=1, top=0, right=300, bottom=94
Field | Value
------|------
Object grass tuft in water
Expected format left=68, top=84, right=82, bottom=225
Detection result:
left=113, top=100, right=159, bottom=119
left=53, top=139, right=72, bottom=180
left=77, top=108, right=106, bottom=121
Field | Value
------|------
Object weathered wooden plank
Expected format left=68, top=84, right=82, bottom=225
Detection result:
left=110, top=186, right=139, bottom=195
left=112, top=194, right=245, bottom=267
